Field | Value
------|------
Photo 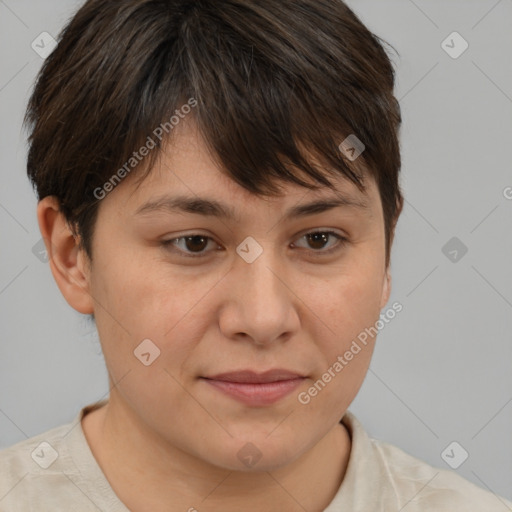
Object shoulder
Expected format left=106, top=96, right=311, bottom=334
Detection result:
left=0, top=419, right=84, bottom=511
left=339, top=411, right=512, bottom=512
left=372, top=437, right=512, bottom=511
left=0, top=419, right=75, bottom=474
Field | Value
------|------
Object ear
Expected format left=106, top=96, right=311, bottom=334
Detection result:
left=380, top=206, right=401, bottom=309
left=379, top=267, right=391, bottom=309
left=36, top=196, right=94, bottom=314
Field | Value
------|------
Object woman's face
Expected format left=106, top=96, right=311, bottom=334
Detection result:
left=81, top=120, right=391, bottom=471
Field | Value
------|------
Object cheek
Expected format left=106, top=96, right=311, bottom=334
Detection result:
left=298, top=257, right=384, bottom=407
left=90, top=247, right=187, bottom=329
left=88, top=251, right=222, bottom=369
left=305, top=258, right=385, bottom=344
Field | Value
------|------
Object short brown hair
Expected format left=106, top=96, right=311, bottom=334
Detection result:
left=25, top=0, right=403, bottom=265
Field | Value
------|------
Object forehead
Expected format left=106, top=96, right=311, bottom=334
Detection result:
left=113, top=120, right=381, bottom=220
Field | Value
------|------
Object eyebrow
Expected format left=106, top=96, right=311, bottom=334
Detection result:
left=134, top=193, right=370, bottom=221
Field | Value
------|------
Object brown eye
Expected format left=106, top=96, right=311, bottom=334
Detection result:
left=292, top=230, right=348, bottom=254
left=161, top=234, right=218, bottom=257
left=183, top=235, right=209, bottom=252
left=306, top=232, right=330, bottom=250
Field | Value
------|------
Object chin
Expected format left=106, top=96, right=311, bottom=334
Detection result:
left=198, top=436, right=306, bottom=473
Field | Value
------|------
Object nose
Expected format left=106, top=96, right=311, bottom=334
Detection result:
left=218, top=247, right=300, bottom=346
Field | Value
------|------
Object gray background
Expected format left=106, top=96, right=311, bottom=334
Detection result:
left=1, top=0, right=511, bottom=503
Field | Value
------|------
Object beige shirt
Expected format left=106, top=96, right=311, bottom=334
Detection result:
left=1, top=399, right=510, bottom=511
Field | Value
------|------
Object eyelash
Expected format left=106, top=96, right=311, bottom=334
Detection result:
left=160, top=230, right=348, bottom=258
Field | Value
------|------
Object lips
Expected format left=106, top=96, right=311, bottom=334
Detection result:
left=204, top=369, right=305, bottom=383
left=201, top=369, right=306, bottom=406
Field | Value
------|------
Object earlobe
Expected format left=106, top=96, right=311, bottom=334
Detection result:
left=36, top=196, right=94, bottom=314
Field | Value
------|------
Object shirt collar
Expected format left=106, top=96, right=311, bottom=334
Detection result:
left=323, top=410, right=398, bottom=511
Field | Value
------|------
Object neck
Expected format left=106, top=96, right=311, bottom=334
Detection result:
left=82, top=398, right=351, bottom=512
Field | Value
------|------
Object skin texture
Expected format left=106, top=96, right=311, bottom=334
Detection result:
left=37, top=119, right=395, bottom=512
